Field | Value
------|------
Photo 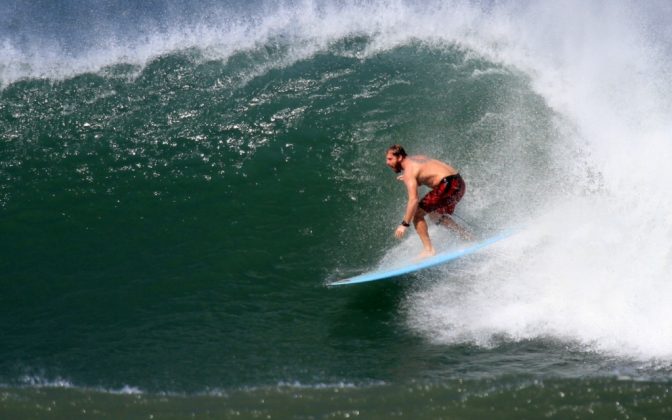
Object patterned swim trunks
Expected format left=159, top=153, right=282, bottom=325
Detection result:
left=419, top=174, right=465, bottom=215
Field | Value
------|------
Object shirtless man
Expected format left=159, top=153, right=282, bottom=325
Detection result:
left=385, top=144, right=469, bottom=258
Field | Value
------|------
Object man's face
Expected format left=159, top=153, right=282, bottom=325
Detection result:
left=386, top=151, right=403, bottom=173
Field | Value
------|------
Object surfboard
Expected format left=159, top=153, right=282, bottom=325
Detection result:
left=328, top=230, right=515, bottom=287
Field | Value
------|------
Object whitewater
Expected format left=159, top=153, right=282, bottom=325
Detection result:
left=401, top=1, right=672, bottom=362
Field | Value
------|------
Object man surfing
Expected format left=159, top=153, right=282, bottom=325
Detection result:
left=385, top=144, right=470, bottom=259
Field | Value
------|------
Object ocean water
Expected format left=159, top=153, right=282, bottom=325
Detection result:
left=2, top=0, right=672, bottom=418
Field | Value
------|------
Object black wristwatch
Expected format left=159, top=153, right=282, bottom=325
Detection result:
left=401, top=221, right=410, bottom=227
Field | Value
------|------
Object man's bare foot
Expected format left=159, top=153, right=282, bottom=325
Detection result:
left=415, top=248, right=436, bottom=261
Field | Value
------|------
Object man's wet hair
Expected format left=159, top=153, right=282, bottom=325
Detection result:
left=387, top=144, right=407, bottom=158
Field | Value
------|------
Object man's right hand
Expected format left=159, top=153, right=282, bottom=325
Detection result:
left=395, top=224, right=407, bottom=239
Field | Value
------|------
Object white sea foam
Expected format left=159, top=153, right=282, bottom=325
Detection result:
left=396, top=1, right=672, bottom=361
left=14, top=374, right=142, bottom=394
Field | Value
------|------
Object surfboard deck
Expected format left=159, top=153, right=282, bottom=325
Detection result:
left=328, top=230, right=515, bottom=287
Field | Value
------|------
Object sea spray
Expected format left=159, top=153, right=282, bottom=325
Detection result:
left=405, top=1, right=672, bottom=361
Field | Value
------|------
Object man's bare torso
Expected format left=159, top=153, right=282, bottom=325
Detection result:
left=406, top=155, right=458, bottom=188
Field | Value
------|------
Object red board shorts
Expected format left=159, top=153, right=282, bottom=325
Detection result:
left=419, top=174, right=465, bottom=216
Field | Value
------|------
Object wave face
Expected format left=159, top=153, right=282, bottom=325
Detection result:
left=2, top=0, right=672, bottom=408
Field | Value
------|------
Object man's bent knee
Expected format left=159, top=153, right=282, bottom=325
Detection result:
left=414, top=209, right=427, bottom=222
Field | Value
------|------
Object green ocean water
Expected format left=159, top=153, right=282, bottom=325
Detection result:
left=3, top=1, right=672, bottom=418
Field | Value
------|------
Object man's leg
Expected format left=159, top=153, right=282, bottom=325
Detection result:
left=413, top=209, right=436, bottom=258
left=433, top=213, right=473, bottom=241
